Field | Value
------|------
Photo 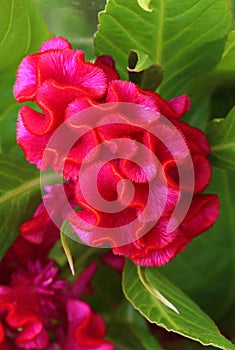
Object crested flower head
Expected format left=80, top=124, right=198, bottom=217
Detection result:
left=14, top=37, right=219, bottom=267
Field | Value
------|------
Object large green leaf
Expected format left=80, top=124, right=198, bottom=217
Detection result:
left=228, top=0, right=235, bottom=28
left=0, top=0, right=49, bottom=71
left=206, top=107, right=235, bottom=169
left=160, top=167, right=235, bottom=326
left=0, top=155, right=41, bottom=258
left=0, top=0, right=50, bottom=157
left=215, top=30, right=235, bottom=74
left=107, top=319, right=164, bottom=350
left=123, top=260, right=235, bottom=350
left=0, top=103, right=23, bottom=158
left=107, top=300, right=164, bottom=350
left=104, top=297, right=165, bottom=349
left=95, top=0, right=231, bottom=98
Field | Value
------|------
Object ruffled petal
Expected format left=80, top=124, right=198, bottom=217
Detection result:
left=167, top=94, right=191, bottom=118
left=112, top=217, right=186, bottom=266
left=0, top=291, right=49, bottom=349
left=179, top=121, right=210, bottom=156
left=106, top=80, right=159, bottom=111
left=39, top=36, right=72, bottom=52
left=95, top=55, right=120, bottom=82
left=65, top=300, right=114, bottom=350
left=22, top=81, right=88, bottom=136
left=17, top=110, right=51, bottom=168
left=143, top=90, right=191, bottom=119
left=14, top=54, right=39, bottom=102
left=37, top=49, right=107, bottom=98
left=181, top=194, right=220, bottom=237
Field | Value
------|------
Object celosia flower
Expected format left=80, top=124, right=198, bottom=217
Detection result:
left=14, top=37, right=219, bottom=267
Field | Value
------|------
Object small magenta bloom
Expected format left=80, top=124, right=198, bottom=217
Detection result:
left=0, top=238, right=113, bottom=350
left=64, top=300, right=114, bottom=350
left=0, top=260, right=67, bottom=349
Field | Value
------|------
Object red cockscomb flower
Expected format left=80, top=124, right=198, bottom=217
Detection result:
left=14, top=37, right=219, bottom=267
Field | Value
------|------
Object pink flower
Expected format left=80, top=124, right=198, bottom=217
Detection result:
left=14, top=37, right=219, bottom=267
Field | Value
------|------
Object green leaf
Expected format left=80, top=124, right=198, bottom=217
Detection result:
left=0, top=155, right=41, bottom=258
left=206, top=107, right=235, bottom=169
left=160, top=167, right=235, bottom=326
left=95, top=0, right=231, bottom=98
left=216, top=30, right=235, bottom=73
left=210, top=85, right=235, bottom=119
left=0, top=0, right=50, bottom=158
left=128, top=49, right=163, bottom=90
left=108, top=301, right=165, bottom=350
left=212, top=29, right=235, bottom=85
left=137, top=0, right=152, bottom=12
left=82, top=261, right=123, bottom=315
left=0, top=103, right=25, bottom=158
left=0, top=0, right=49, bottom=71
left=60, top=221, right=75, bottom=275
left=107, top=319, right=164, bottom=350
left=228, top=0, right=235, bottom=29
left=128, top=49, right=156, bottom=72
left=123, top=260, right=235, bottom=350
left=182, top=89, right=211, bottom=130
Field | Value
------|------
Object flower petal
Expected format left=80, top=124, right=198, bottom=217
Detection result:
left=95, top=55, right=120, bottom=82
left=65, top=300, right=114, bottom=350
left=39, top=36, right=72, bottom=52
left=17, top=111, right=51, bottom=168
left=181, top=194, right=220, bottom=237
left=38, top=49, right=107, bottom=98
left=14, top=54, right=39, bottom=102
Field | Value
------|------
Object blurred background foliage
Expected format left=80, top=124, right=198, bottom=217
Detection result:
left=35, top=0, right=106, bottom=60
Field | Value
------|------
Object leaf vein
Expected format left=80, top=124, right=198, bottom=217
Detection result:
left=0, top=0, right=14, bottom=48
